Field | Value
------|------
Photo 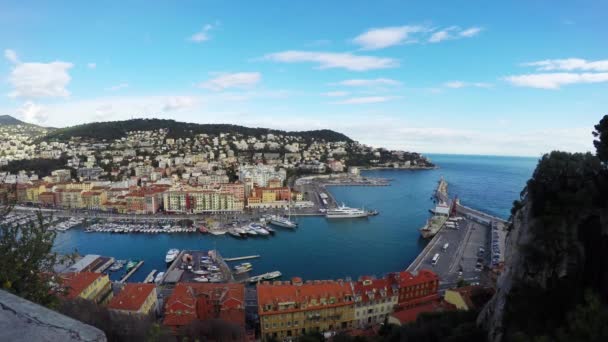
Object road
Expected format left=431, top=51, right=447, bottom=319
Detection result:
left=408, top=216, right=491, bottom=287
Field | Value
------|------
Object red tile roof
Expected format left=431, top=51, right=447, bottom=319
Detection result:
left=353, top=277, right=398, bottom=303
left=60, top=272, right=104, bottom=299
left=164, top=283, right=245, bottom=328
left=108, top=283, right=156, bottom=312
left=393, top=269, right=439, bottom=288
left=257, top=280, right=354, bottom=315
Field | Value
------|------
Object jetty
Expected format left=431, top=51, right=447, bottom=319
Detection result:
left=224, top=255, right=260, bottom=262
left=118, top=261, right=144, bottom=283
left=143, top=269, right=157, bottom=283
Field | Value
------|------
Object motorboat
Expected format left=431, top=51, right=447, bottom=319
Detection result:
left=165, top=249, right=180, bottom=263
left=326, top=204, right=368, bottom=219
left=154, top=272, right=165, bottom=284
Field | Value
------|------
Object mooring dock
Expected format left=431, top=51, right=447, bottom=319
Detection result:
left=118, top=260, right=144, bottom=283
left=224, top=255, right=261, bottom=262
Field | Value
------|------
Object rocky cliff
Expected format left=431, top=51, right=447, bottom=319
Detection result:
left=478, top=151, right=608, bottom=341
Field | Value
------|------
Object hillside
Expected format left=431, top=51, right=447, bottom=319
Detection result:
left=0, top=115, right=27, bottom=125
left=41, top=118, right=353, bottom=142
left=479, top=115, right=608, bottom=341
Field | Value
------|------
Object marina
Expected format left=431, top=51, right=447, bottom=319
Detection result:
left=118, top=260, right=144, bottom=283
left=48, top=155, right=536, bottom=283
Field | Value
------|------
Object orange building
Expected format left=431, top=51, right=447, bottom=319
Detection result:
left=108, top=283, right=158, bottom=316
left=163, top=283, right=246, bottom=333
left=59, top=272, right=113, bottom=304
left=257, top=278, right=355, bottom=341
left=393, top=270, right=439, bottom=307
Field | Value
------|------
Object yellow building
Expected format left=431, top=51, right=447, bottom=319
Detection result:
left=108, top=283, right=157, bottom=316
left=66, top=182, right=93, bottom=191
left=258, top=278, right=355, bottom=341
left=25, top=186, right=40, bottom=203
left=81, top=191, right=107, bottom=210
left=57, top=189, right=83, bottom=209
left=61, top=272, right=113, bottom=304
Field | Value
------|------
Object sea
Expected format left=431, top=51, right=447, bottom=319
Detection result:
left=53, top=154, right=538, bottom=282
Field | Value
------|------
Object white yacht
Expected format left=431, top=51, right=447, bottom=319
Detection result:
left=325, top=204, right=368, bottom=219
left=268, top=215, right=298, bottom=229
left=165, top=249, right=180, bottom=263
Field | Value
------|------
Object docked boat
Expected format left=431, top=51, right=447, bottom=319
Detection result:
left=419, top=215, right=449, bottom=239
left=248, top=271, right=282, bottom=283
left=268, top=215, right=298, bottom=229
left=228, top=230, right=243, bottom=238
left=125, top=260, right=138, bottom=272
left=192, top=270, right=210, bottom=275
left=325, top=204, right=368, bottom=219
left=199, top=225, right=208, bottom=234
left=109, top=260, right=125, bottom=272
left=193, top=276, right=209, bottom=283
left=165, top=249, right=180, bottom=263
left=154, top=272, right=165, bottom=284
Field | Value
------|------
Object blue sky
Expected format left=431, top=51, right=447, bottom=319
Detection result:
left=1, top=0, right=607, bottom=156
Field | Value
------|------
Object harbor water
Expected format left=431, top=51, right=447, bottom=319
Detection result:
left=53, top=154, right=538, bottom=282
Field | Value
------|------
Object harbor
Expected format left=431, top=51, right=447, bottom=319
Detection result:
left=47, top=156, right=534, bottom=284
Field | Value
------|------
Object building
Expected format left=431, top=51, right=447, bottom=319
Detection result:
left=59, top=272, right=112, bottom=304
left=352, top=276, right=399, bottom=328
left=247, top=186, right=291, bottom=209
left=257, top=278, right=355, bottom=341
left=56, top=189, right=83, bottom=209
left=164, top=283, right=245, bottom=333
left=81, top=191, right=106, bottom=210
left=443, top=286, right=495, bottom=311
left=108, top=283, right=157, bottom=316
left=393, top=270, right=439, bottom=308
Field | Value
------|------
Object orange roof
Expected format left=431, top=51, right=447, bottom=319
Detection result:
left=60, top=272, right=104, bottom=299
left=353, top=276, right=398, bottom=303
left=164, top=283, right=245, bottom=328
left=257, top=280, right=354, bottom=315
left=394, top=269, right=438, bottom=288
left=108, top=283, right=156, bottom=311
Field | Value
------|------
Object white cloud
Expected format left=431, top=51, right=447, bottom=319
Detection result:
left=504, top=72, right=608, bottom=89
left=460, top=27, right=483, bottom=37
left=163, top=96, right=198, bottom=111
left=106, top=83, right=129, bottom=91
left=4, top=49, right=19, bottom=63
left=264, top=50, right=398, bottom=71
left=87, top=62, right=96, bottom=69
left=333, top=78, right=401, bottom=87
left=5, top=50, right=73, bottom=99
left=333, top=96, right=398, bottom=104
left=523, top=58, right=608, bottom=72
left=322, top=91, right=350, bottom=97
left=444, top=81, right=492, bottom=89
left=17, top=101, right=48, bottom=124
left=429, top=30, right=451, bottom=43
left=199, top=72, right=262, bottom=91
left=352, top=25, right=428, bottom=50
left=189, top=23, right=216, bottom=43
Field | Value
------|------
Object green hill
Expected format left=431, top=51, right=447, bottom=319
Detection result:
left=42, top=118, right=353, bottom=142
left=0, top=115, right=27, bottom=125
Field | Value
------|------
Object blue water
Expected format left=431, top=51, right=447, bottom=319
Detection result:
left=53, top=154, right=538, bottom=282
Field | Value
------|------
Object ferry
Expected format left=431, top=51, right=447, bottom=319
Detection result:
left=268, top=215, right=298, bottom=229
left=325, top=204, right=368, bottom=219
left=165, top=249, right=180, bottom=263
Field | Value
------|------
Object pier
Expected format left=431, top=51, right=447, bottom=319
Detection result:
left=224, top=255, right=261, bottom=262
left=408, top=177, right=510, bottom=290
left=118, top=260, right=144, bottom=283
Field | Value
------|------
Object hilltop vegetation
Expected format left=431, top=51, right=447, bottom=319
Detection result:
left=41, top=118, right=353, bottom=142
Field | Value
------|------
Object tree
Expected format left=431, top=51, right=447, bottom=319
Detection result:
left=592, top=114, right=608, bottom=163
left=0, top=204, right=61, bottom=307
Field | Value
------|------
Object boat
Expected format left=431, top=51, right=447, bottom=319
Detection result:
left=192, top=270, right=210, bottom=275
left=125, top=260, right=138, bottom=272
left=248, top=271, right=282, bottom=283
left=154, top=272, right=165, bottom=284
left=325, top=204, right=368, bottom=219
left=228, top=230, right=243, bottom=238
left=233, top=263, right=252, bottom=270
left=268, top=215, right=298, bottom=229
left=368, top=209, right=379, bottom=216
left=199, top=225, right=208, bottom=234
left=419, top=215, right=449, bottom=239
left=165, top=249, right=180, bottom=263
left=109, top=260, right=124, bottom=272
left=263, top=271, right=282, bottom=280
left=193, top=276, right=209, bottom=283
